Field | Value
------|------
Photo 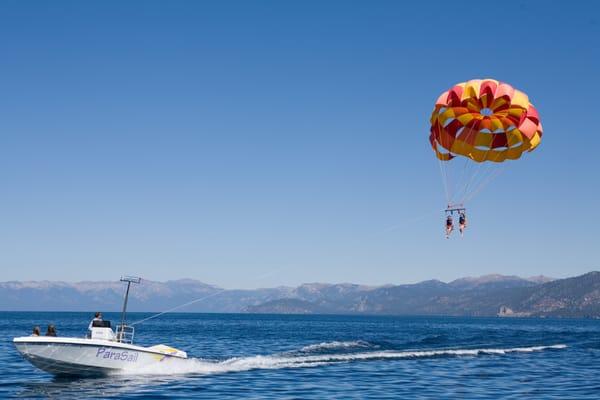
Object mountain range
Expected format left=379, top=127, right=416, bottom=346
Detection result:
left=2, top=272, right=599, bottom=317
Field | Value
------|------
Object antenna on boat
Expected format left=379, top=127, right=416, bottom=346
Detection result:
left=118, top=276, right=141, bottom=343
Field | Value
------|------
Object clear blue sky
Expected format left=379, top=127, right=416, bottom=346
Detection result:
left=1, top=1, right=599, bottom=288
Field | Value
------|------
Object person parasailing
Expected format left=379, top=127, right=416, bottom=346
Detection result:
left=445, top=214, right=454, bottom=238
left=459, top=211, right=467, bottom=236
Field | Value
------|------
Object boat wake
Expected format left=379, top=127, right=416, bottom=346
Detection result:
left=119, top=342, right=567, bottom=376
left=298, top=340, right=375, bottom=352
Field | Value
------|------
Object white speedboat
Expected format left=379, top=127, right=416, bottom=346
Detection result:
left=13, top=276, right=187, bottom=376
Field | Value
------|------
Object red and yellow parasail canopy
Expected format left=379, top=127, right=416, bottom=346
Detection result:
left=429, top=79, right=542, bottom=163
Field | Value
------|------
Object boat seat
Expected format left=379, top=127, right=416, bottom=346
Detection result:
left=92, top=320, right=111, bottom=328
left=90, top=326, right=116, bottom=341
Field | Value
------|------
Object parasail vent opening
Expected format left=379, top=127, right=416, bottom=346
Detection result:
left=480, top=107, right=493, bottom=116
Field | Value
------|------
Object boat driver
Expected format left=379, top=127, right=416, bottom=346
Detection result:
left=88, top=312, right=103, bottom=333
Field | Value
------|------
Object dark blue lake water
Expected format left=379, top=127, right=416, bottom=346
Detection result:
left=1, top=312, right=599, bottom=399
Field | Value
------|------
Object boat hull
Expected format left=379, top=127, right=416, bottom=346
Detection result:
left=14, top=337, right=186, bottom=377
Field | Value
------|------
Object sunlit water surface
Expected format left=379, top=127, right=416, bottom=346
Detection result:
left=2, top=312, right=599, bottom=399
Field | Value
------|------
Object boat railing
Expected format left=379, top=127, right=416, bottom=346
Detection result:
left=115, top=324, right=135, bottom=344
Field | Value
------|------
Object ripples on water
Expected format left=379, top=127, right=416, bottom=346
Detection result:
left=1, top=312, right=599, bottom=399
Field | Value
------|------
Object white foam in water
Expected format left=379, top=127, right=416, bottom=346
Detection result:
left=119, top=343, right=567, bottom=376
left=300, top=340, right=373, bottom=352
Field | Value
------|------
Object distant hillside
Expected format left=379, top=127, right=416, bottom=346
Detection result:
left=7, top=273, right=600, bottom=318
left=247, top=273, right=600, bottom=317
left=0, top=279, right=293, bottom=313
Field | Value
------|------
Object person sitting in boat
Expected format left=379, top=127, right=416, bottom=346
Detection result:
left=88, top=312, right=103, bottom=332
left=31, top=326, right=40, bottom=336
left=45, top=324, right=57, bottom=336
